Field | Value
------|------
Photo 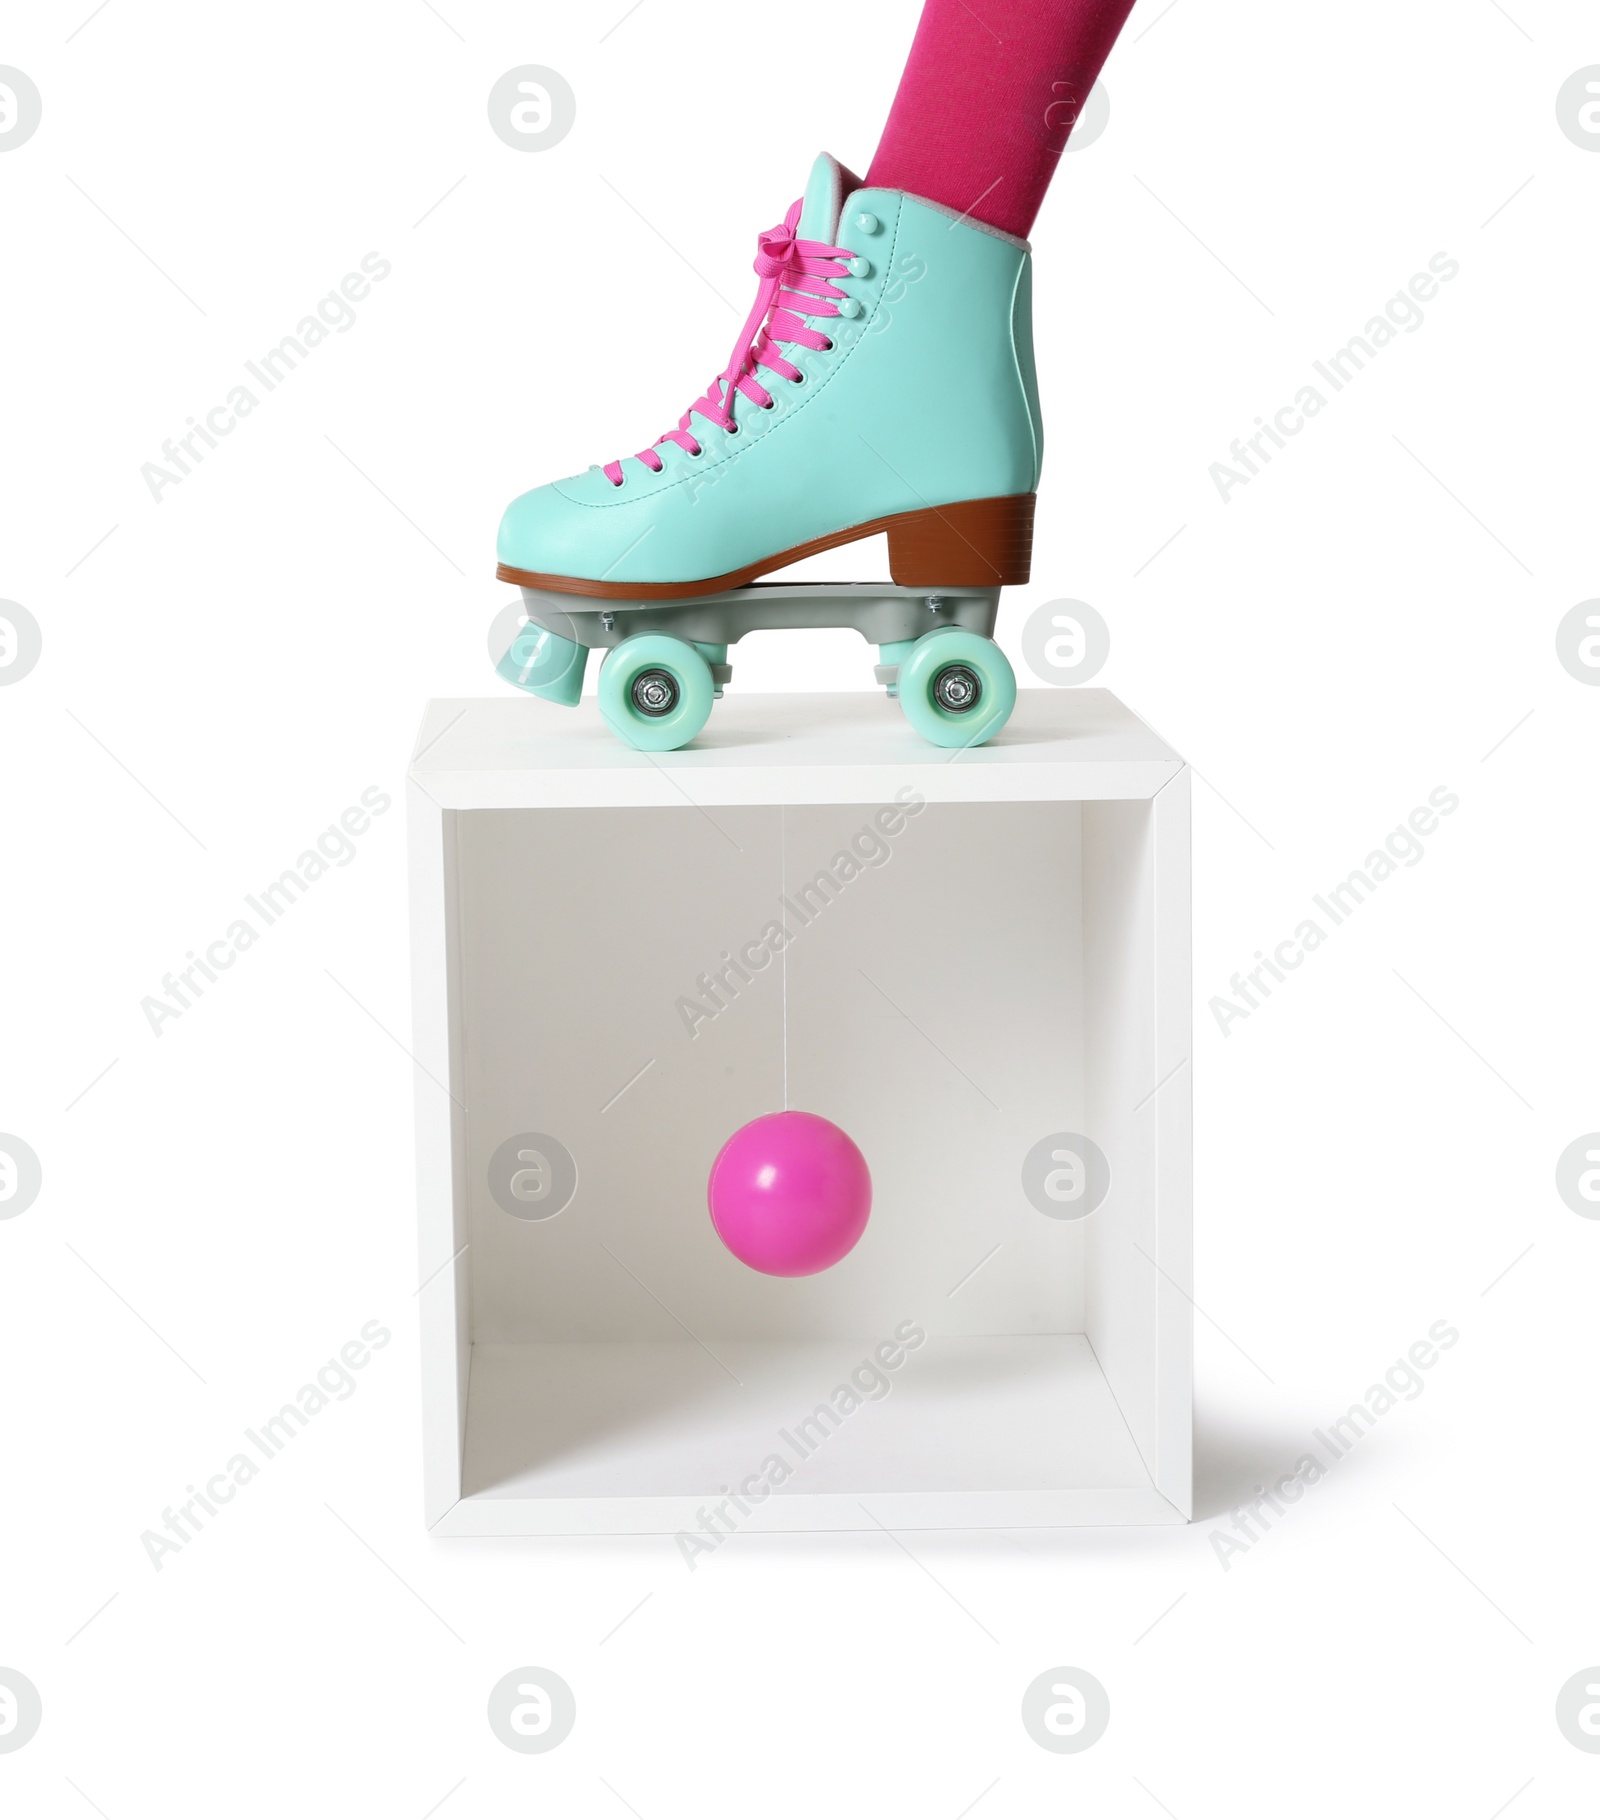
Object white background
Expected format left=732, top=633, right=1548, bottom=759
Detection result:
left=3, top=0, right=1599, bottom=1812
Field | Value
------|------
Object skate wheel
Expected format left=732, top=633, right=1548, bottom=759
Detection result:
left=896, top=628, right=1016, bottom=749
left=598, top=634, right=715, bottom=751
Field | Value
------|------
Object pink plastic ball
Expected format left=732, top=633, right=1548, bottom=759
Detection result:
left=707, top=1111, right=872, bottom=1277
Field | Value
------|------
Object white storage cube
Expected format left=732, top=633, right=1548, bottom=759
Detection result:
left=409, top=692, right=1191, bottom=1534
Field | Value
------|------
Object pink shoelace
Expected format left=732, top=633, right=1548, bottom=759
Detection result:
left=602, top=199, right=855, bottom=487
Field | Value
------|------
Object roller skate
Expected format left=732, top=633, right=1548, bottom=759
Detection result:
left=493, top=152, right=1043, bottom=751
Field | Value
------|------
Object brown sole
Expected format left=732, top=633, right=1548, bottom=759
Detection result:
left=496, top=493, right=1035, bottom=600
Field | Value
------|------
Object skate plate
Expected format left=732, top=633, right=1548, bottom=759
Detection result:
left=516, top=580, right=1000, bottom=653
left=490, top=581, right=1015, bottom=753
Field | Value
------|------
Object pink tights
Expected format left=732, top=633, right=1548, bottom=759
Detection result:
left=865, top=0, right=1139, bottom=239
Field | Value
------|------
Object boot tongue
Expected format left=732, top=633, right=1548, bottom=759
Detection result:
left=796, top=150, right=863, bottom=243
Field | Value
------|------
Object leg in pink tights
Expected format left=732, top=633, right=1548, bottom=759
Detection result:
left=865, top=0, right=1138, bottom=239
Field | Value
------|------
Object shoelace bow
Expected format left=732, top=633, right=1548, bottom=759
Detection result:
left=602, top=198, right=854, bottom=486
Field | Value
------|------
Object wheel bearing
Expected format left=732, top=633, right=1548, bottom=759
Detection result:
left=932, top=662, right=982, bottom=714
left=630, top=667, right=680, bottom=717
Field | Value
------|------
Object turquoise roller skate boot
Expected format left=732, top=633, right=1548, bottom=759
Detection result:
left=494, top=151, right=1041, bottom=752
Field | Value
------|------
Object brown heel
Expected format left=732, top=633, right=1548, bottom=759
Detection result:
left=885, top=494, right=1035, bottom=588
